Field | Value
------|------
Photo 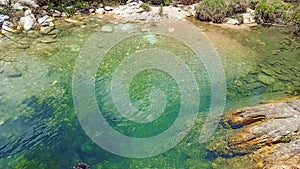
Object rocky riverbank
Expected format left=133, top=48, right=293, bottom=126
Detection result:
left=208, top=97, right=300, bottom=169
left=0, top=0, right=261, bottom=38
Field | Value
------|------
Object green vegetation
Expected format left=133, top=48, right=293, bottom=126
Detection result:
left=255, top=0, right=293, bottom=24
left=294, top=4, right=300, bottom=35
left=195, top=0, right=256, bottom=23
left=140, top=2, right=151, bottom=11
left=195, top=0, right=230, bottom=23
left=151, top=0, right=171, bottom=6
left=158, top=3, right=164, bottom=15
left=195, top=0, right=300, bottom=35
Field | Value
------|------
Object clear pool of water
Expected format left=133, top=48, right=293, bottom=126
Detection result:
left=0, top=18, right=299, bottom=168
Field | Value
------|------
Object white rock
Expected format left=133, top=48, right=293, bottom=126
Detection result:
left=61, top=12, right=69, bottom=17
left=225, top=18, right=240, bottom=25
left=104, top=6, right=114, bottom=11
left=37, top=15, right=54, bottom=24
left=19, top=15, right=36, bottom=31
left=24, top=9, right=33, bottom=16
left=89, top=8, right=95, bottom=13
left=243, top=8, right=255, bottom=24
left=0, top=0, right=7, bottom=5
left=0, top=14, right=9, bottom=23
left=1, top=21, right=16, bottom=34
left=95, top=8, right=105, bottom=15
left=12, top=2, right=24, bottom=10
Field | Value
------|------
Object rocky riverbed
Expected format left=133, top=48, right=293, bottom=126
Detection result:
left=208, top=97, right=300, bottom=169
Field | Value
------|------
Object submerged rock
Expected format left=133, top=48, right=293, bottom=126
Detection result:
left=3, top=65, right=22, bottom=78
left=40, top=26, right=55, bottom=35
left=101, top=25, right=114, bottom=32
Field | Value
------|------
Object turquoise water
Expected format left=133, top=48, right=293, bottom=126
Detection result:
left=0, top=18, right=299, bottom=169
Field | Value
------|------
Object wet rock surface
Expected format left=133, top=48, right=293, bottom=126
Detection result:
left=208, top=98, right=300, bottom=169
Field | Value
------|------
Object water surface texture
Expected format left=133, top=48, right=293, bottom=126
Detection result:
left=0, top=19, right=299, bottom=168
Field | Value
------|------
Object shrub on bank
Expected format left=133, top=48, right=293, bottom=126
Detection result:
left=293, top=4, right=300, bottom=35
left=195, top=0, right=228, bottom=23
left=255, top=0, right=293, bottom=24
left=151, top=0, right=171, bottom=6
left=195, top=0, right=249, bottom=23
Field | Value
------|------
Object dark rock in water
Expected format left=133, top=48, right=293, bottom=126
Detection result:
left=0, top=61, right=4, bottom=73
left=208, top=98, right=300, bottom=168
left=73, top=162, right=90, bottom=169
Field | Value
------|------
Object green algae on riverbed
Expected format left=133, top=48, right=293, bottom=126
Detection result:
left=0, top=18, right=299, bottom=169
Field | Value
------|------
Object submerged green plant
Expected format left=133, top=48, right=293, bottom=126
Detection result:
left=158, top=3, right=164, bottom=16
